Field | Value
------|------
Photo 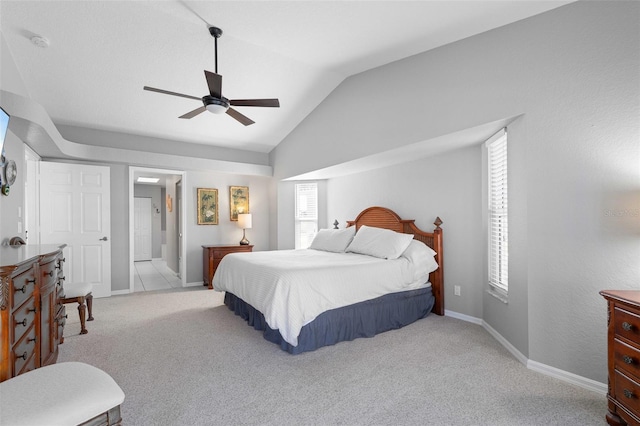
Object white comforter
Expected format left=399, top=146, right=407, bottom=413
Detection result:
left=212, top=249, right=432, bottom=347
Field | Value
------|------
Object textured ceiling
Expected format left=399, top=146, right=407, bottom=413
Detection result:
left=1, top=1, right=572, bottom=153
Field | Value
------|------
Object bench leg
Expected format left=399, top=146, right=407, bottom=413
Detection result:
left=86, top=292, right=94, bottom=321
left=77, top=297, right=88, bottom=335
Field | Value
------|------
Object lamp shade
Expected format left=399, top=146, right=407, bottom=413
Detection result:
left=238, top=213, right=252, bottom=229
left=206, top=103, right=229, bottom=114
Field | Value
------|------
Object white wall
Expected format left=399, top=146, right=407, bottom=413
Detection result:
left=270, top=1, right=640, bottom=384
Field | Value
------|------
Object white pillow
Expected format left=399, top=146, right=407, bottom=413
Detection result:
left=309, top=227, right=356, bottom=253
left=401, top=240, right=439, bottom=281
left=346, top=225, right=414, bottom=260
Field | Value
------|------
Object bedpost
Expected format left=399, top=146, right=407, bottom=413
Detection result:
left=431, top=217, right=444, bottom=316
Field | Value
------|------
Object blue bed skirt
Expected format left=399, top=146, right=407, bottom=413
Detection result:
left=223, top=287, right=435, bottom=354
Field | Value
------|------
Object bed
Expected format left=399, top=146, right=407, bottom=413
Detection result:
left=213, top=206, right=444, bottom=354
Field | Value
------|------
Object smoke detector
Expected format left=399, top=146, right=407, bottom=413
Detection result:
left=30, top=35, right=50, bottom=48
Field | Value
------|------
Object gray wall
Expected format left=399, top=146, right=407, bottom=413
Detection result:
left=326, top=145, right=484, bottom=319
left=0, top=130, right=26, bottom=244
left=0, top=32, right=28, bottom=244
left=110, top=164, right=129, bottom=292
left=270, top=1, right=640, bottom=384
left=184, top=170, right=272, bottom=284
left=165, top=175, right=180, bottom=275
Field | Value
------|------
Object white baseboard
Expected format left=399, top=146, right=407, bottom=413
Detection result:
left=527, top=360, right=607, bottom=395
left=447, top=309, right=606, bottom=395
left=445, top=309, right=483, bottom=325
left=111, top=289, right=131, bottom=296
left=185, top=281, right=204, bottom=288
left=482, top=319, right=529, bottom=365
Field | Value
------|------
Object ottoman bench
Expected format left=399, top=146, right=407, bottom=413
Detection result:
left=0, top=362, right=125, bottom=426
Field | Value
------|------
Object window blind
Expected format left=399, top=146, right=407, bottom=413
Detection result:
left=487, top=129, right=508, bottom=293
left=295, top=183, right=318, bottom=249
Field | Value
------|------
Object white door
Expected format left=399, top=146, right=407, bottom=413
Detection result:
left=40, top=162, right=111, bottom=298
left=134, top=197, right=152, bottom=261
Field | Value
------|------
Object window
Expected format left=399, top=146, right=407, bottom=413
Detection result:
left=295, top=182, right=318, bottom=249
left=487, top=129, right=508, bottom=295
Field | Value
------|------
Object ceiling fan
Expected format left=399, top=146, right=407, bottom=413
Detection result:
left=143, top=26, right=280, bottom=126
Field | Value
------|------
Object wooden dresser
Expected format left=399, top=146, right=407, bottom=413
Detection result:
left=601, top=290, right=640, bottom=426
left=1, top=244, right=67, bottom=382
left=202, top=245, right=253, bottom=289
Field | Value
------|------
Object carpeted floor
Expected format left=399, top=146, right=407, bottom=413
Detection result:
left=59, top=287, right=605, bottom=425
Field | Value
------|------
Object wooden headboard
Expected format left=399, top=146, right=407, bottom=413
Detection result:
left=346, top=206, right=444, bottom=316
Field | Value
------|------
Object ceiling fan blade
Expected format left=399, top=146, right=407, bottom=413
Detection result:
left=179, top=106, right=207, bottom=119
left=226, top=108, right=255, bottom=126
left=204, top=71, right=222, bottom=98
left=143, top=86, right=201, bottom=101
left=230, top=99, right=280, bottom=108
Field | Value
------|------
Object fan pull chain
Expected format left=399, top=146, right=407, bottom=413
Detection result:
left=214, top=36, right=218, bottom=74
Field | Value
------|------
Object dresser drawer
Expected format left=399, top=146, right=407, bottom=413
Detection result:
left=13, top=326, right=37, bottom=375
left=55, top=305, right=66, bottom=342
left=615, top=369, right=640, bottom=418
left=615, top=307, right=640, bottom=343
left=614, top=339, right=640, bottom=380
left=11, top=298, right=37, bottom=345
left=212, top=247, right=252, bottom=259
left=40, top=259, right=58, bottom=289
left=11, top=269, right=37, bottom=310
left=14, top=350, right=37, bottom=377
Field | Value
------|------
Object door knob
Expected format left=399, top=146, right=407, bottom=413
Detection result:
left=99, top=236, right=108, bottom=241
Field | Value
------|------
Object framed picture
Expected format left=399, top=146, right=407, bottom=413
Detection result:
left=229, top=186, right=249, bottom=221
left=197, top=188, right=218, bottom=225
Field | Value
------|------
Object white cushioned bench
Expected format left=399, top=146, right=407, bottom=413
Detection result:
left=0, top=362, right=125, bottom=426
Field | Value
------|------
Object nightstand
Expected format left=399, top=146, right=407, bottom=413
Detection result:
left=202, top=245, right=253, bottom=289
left=601, top=290, right=640, bottom=425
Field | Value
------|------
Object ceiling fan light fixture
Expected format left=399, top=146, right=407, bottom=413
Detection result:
left=203, top=96, right=229, bottom=114
left=206, top=103, right=229, bottom=114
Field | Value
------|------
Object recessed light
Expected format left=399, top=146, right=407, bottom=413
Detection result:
left=137, top=177, right=160, bottom=183
left=30, top=35, right=50, bottom=48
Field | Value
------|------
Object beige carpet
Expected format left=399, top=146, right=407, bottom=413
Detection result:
left=59, top=287, right=605, bottom=425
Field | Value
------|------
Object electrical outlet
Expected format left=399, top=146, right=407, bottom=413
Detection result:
left=454, top=285, right=461, bottom=296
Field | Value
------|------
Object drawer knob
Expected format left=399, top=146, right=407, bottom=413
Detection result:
left=15, top=351, right=27, bottom=361
left=14, top=284, right=27, bottom=294
left=624, top=355, right=635, bottom=365
left=28, top=307, right=37, bottom=313
left=624, top=389, right=635, bottom=399
left=28, top=337, right=37, bottom=343
left=623, top=322, right=634, bottom=331
left=45, top=270, right=54, bottom=277
left=15, top=318, right=28, bottom=327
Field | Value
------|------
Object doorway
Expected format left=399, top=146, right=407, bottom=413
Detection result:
left=129, top=167, right=186, bottom=293
left=133, top=197, right=152, bottom=261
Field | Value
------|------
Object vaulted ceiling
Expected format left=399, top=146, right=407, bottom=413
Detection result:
left=1, top=1, right=572, bottom=154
